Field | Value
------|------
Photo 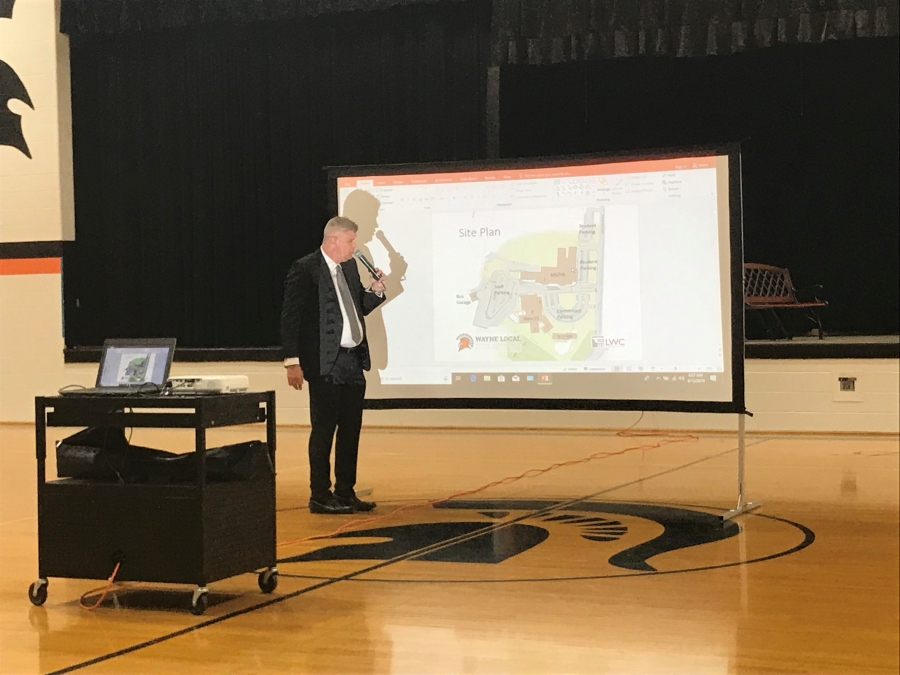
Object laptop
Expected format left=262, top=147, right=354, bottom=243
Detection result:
left=61, top=338, right=177, bottom=396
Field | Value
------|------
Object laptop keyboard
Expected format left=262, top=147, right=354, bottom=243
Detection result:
left=60, top=385, right=162, bottom=396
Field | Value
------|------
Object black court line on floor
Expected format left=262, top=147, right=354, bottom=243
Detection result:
left=46, top=439, right=767, bottom=675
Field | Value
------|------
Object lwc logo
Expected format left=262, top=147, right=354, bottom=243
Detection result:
left=278, top=499, right=814, bottom=583
left=593, top=336, right=626, bottom=348
left=0, top=0, right=34, bottom=158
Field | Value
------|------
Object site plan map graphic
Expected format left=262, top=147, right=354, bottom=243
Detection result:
left=116, top=353, right=154, bottom=384
left=469, top=206, right=605, bottom=362
left=434, top=204, right=643, bottom=365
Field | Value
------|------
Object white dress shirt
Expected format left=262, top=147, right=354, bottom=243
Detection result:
left=322, top=249, right=362, bottom=349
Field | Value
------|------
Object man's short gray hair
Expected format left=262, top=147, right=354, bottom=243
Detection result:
left=323, top=216, right=358, bottom=242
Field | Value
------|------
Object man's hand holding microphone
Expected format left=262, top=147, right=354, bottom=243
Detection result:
left=355, top=250, right=385, bottom=294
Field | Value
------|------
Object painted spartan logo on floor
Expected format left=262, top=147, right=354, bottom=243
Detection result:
left=279, top=499, right=814, bottom=582
left=1, top=0, right=33, bottom=158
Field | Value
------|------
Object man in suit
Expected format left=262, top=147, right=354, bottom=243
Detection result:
left=281, top=216, right=386, bottom=514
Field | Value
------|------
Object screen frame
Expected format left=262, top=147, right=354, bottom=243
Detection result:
left=326, top=144, right=746, bottom=414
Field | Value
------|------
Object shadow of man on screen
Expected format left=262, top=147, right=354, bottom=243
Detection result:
left=342, top=189, right=408, bottom=386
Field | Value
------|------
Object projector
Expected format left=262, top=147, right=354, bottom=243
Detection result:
left=167, top=375, right=250, bottom=393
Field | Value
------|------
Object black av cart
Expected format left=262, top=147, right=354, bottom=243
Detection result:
left=29, top=391, right=277, bottom=615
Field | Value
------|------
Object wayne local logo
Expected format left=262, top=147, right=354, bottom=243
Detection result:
left=457, top=333, right=523, bottom=351
left=457, top=334, right=474, bottom=351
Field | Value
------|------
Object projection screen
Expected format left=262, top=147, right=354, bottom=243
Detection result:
left=330, top=147, right=745, bottom=413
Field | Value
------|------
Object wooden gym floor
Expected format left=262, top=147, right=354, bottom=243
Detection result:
left=0, top=423, right=897, bottom=674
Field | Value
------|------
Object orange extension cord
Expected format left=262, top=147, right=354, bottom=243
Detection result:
left=78, top=562, right=121, bottom=610
left=79, top=419, right=697, bottom=610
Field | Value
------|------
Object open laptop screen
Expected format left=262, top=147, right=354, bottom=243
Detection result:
left=96, top=339, right=176, bottom=388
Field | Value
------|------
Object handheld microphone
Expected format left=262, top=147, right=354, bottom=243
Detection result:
left=353, top=250, right=383, bottom=280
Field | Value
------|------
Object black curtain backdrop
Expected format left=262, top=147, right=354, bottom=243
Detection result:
left=64, top=1, right=490, bottom=348
left=491, top=0, right=899, bottom=64
left=61, top=0, right=899, bottom=56
left=500, top=37, right=900, bottom=335
left=60, top=0, right=470, bottom=33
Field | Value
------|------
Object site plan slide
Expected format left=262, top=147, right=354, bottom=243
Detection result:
left=337, top=153, right=734, bottom=403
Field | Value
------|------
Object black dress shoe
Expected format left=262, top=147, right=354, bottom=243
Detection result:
left=334, top=493, right=377, bottom=512
left=308, top=496, right=354, bottom=514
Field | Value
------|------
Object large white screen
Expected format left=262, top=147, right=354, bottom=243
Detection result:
left=335, top=152, right=741, bottom=410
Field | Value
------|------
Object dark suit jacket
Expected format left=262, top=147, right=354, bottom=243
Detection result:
left=280, top=250, right=386, bottom=377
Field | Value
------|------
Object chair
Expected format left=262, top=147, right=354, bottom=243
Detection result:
left=743, top=263, right=827, bottom=339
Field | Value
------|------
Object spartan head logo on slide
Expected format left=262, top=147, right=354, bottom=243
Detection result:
left=457, top=333, right=474, bottom=351
left=1, top=0, right=34, bottom=158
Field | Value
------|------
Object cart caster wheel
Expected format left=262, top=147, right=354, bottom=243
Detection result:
left=258, top=567, right=278, bottom=594
left=28, top=579, right=48, bottom=606
left=190, top=587, right=209, bottom=616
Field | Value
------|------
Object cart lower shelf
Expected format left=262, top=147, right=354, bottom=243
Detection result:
left=32, top=476, right=276, bottom=614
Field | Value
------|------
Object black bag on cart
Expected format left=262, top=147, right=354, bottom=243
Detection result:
left=55, top=427, right=272, bottom=483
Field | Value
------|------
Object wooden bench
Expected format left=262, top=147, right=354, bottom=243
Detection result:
left=743, top=263, right=828, bottom=339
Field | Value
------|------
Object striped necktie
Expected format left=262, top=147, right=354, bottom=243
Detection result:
left=335, top=265, right=363, bottom=344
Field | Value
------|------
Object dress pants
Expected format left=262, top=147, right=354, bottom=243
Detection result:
left=307, top=349, right=366, bottom=501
